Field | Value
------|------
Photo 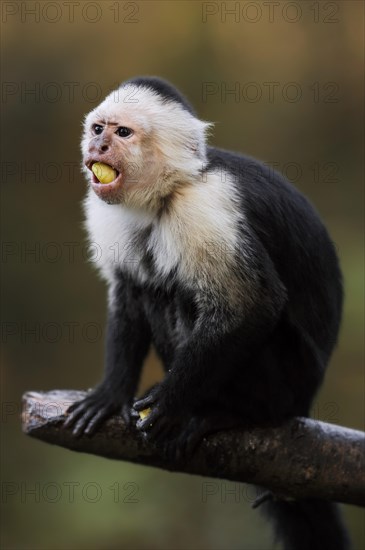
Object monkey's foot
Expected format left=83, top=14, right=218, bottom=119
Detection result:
left=64, top=388, right=132, bottom=437
left=166, top=413, right=241, bottom=460
left=134, top=392, right=240, bottom=459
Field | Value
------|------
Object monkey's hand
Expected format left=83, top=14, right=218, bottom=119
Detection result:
left=64, top=386, right=133, bottom=437
left=133, top=384, right=186, bottom=449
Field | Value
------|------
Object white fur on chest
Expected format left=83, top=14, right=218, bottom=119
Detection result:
left=83, top=170, right=244, bottom=293
left=84, top=191, right=155, bottom=284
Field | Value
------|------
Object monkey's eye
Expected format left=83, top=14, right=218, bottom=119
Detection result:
left=116, top=126, right=133, bottom=138
left=93, top=124, right=104, bottom=135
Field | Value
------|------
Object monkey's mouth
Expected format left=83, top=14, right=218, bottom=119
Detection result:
left=86, top=161, right=124, bottom=201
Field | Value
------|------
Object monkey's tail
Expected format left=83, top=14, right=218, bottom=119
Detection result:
left=261, top=497, right=350, bottom=550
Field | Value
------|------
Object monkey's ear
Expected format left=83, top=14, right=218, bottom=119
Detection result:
left=192, top=119, right=213, bottom=157
left=200, top=120, right=214, bottom=138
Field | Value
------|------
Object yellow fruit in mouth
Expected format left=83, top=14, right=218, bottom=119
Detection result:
left=91, top=162, right=117, bottom=184
left=138, top=408, right=152, bottom=420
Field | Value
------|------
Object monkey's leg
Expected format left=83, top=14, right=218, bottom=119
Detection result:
left=64, top=280, right=151, bottom=437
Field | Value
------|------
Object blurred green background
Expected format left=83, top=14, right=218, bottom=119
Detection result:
left=1, top=1, right=364, bottom=548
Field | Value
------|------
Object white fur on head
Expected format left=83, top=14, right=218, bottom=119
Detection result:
left=112, top=84, right=212, bottom=168
left=81, top=83, right=213, bottom=210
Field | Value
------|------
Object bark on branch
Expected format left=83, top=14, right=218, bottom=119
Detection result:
left=22, top=390, right=365, bottom=507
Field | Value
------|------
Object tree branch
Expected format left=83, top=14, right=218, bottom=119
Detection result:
left=22, top=390, right=365, bottom=507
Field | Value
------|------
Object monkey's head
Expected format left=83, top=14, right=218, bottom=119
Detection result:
left=82, top=77, right=212, bottom=208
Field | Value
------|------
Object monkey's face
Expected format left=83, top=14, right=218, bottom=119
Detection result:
left=81, top=85, right=211, bottom=208
left=82, top=113, right=162, bottom=206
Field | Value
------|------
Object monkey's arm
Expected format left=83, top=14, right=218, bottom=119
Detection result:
left=65, top=276, right=151, bottom=436
left=134, top=242, right=287, bottom=439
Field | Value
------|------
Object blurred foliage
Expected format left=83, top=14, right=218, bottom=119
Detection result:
left=1, top=1, right=364, bottom=549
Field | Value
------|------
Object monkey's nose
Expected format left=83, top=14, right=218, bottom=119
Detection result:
left=88, top=142, right=110, bottom=155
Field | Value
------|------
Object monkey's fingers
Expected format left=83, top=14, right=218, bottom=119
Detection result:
left=64, top=399, right=92, bottom=429
left=178, top=428, right=206, bottom=460
left=162, top=420, right=199, bottom=461
left=72, top=406, right=101, bottom=437
left=82, top=407, right=112, bottom=436
left=67, top=402, right=114, bottom=437
left=66, top=401, right=80, bottom=414
left=180, top=413, right=241, bottom=458
left=136, top=406, right=161, bottom=432
left=133, top=394, right=157, bottom=412
left=130, top=408, right=141, bottom=421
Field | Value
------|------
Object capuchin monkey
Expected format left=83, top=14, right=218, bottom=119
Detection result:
left=64, top=77, right=349, bottom=549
